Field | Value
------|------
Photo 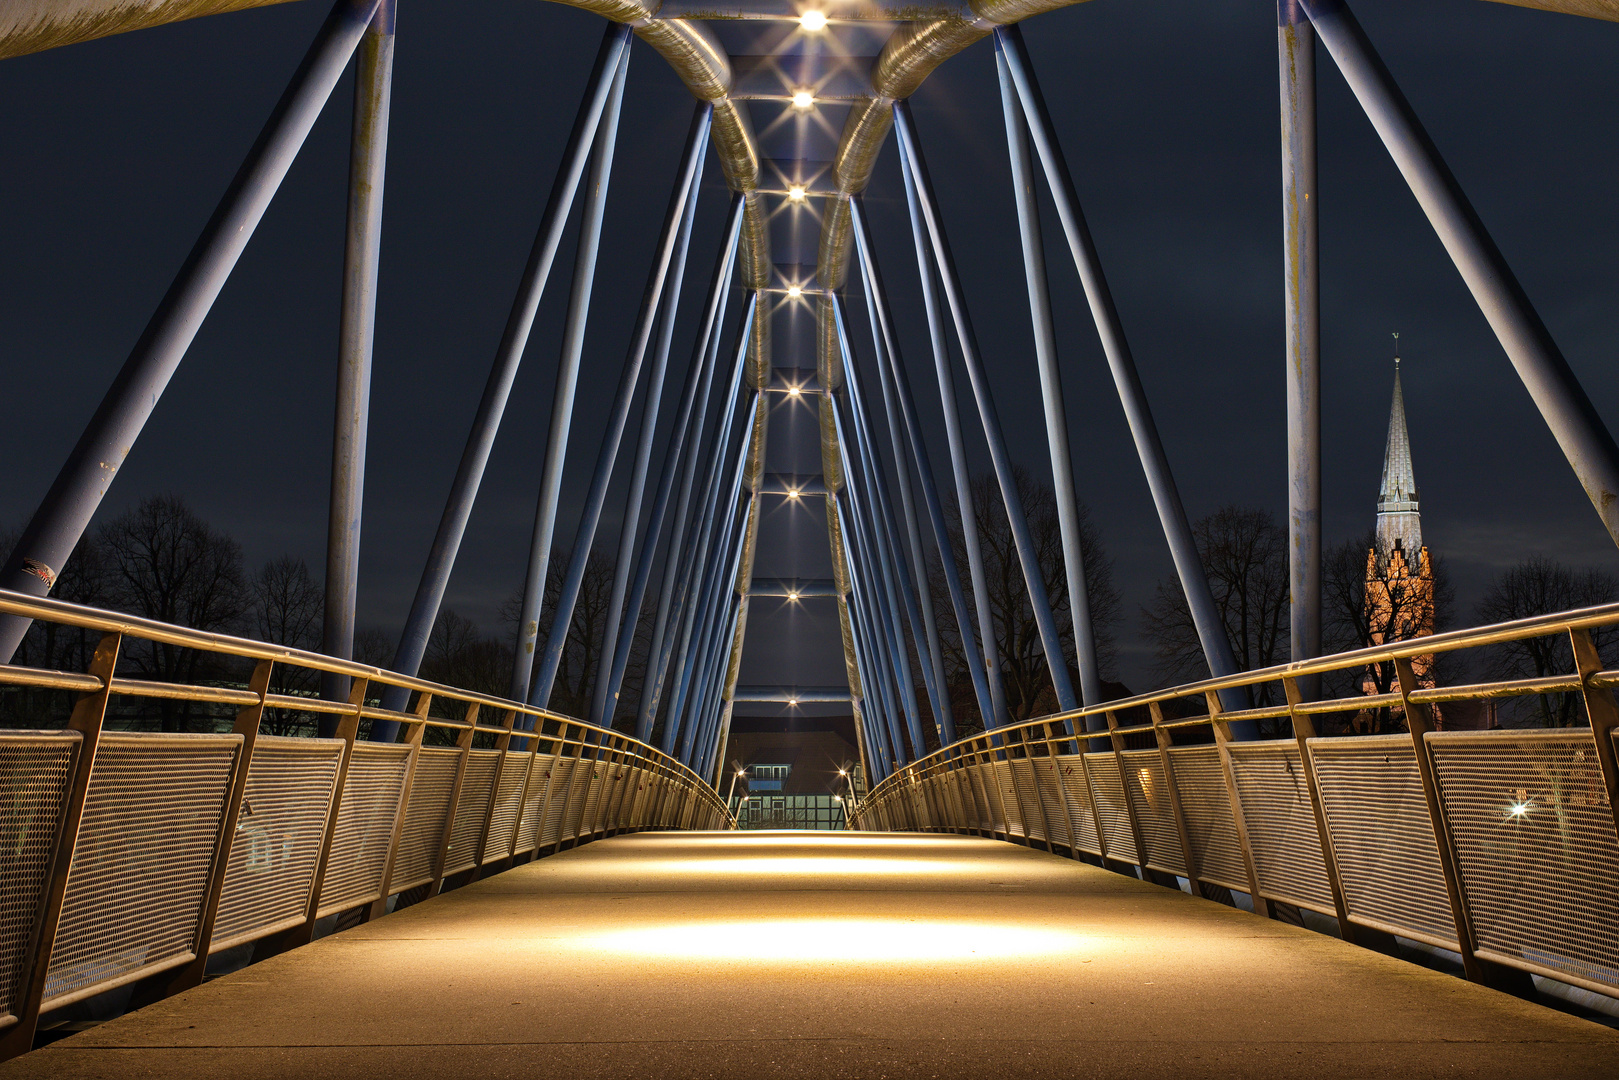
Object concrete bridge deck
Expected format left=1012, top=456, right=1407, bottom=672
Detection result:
left=6, top=832, right=1616, bottom=1080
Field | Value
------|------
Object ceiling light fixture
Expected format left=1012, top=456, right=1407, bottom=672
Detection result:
left=787, top=591, right=800, bottom=601
left=787, top=698, right=799, bottom=707
left=791, top=89, right=815, bottom=110
left=787, top=488, right=800, bottom=500
left=786, top=284, right=803, bottom=298
left=799, top=9, right=827, bottom=31
left=788, top=184, right=807, bottom=202
left=787, top=385, right=802, bottom=396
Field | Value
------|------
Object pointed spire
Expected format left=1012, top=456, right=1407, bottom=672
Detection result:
left=1376, top=338, right=1422, bottom=556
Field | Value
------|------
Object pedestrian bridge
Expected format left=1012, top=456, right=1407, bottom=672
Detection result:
left=0, top=589, right=1617, bottom=1076
left=2, top=830, right=1616, bottom=1079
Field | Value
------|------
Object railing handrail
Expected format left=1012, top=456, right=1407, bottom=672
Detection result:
left=858, top=598, right=1619, bottom=805
left=0, top=587, right=728, bottom=805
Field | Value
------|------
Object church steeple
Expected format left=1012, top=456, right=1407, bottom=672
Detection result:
left=1376, top=339, right=1422, bottom=557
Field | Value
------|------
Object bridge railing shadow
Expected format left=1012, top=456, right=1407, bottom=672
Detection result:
left=0, top=588, right=733, bottom=1059
left=850, top=602, right=1619, bottom=1009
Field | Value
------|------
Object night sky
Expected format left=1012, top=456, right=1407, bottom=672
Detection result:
left=2, top=0, right=1616, bottom=700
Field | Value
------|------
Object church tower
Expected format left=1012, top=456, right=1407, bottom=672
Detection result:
left=1376, top=356, right=1423, bottom=560
left=1361, top=345, right=1437, bottom=721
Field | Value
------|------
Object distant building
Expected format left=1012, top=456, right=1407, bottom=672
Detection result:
left=1357, top=354, right=1493, bottom=731
left=724, top=715, right=861, bottom=829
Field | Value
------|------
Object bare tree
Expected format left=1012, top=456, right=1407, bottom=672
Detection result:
left=1476, top=557, right=1619, bottom=727
left=502, top=548, right=618, bottom=721
left=0, top=527, right=112, bottom=725
left=251, top=556, right=324, bottom=735
left=1140, top=506, right=1289, bottom=704
left=930, top=467, right=1120, bottom=727
left=98, top=495, right=249, bottom=730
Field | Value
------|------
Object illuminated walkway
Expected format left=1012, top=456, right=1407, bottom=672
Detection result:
left=6, top=832, right=1616, bottom=1079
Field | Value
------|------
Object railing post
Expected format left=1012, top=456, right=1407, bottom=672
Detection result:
left=369, top=692, right=430, bottom=920
left=1281, top=676, right=1359, bottom=940
left=283, top=675, right=369, bottom=951
left=470, top=705, right=519, bottom=882
left=160, top=659, right=274, bottom=995
left=1150, top=702, right=1202, bottom=895
left=0, top=631, right=120, bottom=1061
left=429, top=703, right=476, bottom=897
left=1103, top=709, right=1149, bottom=878
left=1393, top=657, right=1528, bottom=993
left=1570, top=628, right=1619, bottom=851
left=1203, top=692, right=1270, bottom=915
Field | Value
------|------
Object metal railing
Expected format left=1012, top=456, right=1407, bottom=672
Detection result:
left=848, top=602, right=1619, bottom=1001
left=0, top=589, right=732, bottom=1059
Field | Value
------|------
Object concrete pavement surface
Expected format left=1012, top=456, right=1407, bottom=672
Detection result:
left=5, top=831, right=1617, bottom=1079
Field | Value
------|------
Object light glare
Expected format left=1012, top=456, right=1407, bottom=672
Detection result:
left=788, top=184, right=807, bottom=202
left=791, top=90, right=815, bottom=110
left=798, top=10, right=827, bottom=31
left=786, top=285, right=803, bottom=299
left=585, top=918, right=1091, bottom=964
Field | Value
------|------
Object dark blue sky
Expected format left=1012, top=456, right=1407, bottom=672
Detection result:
left=2, top=0, right=1615, bottom=694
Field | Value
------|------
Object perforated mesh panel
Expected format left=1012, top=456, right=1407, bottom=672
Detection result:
left=211, top=737, right=343, bottom=951
left=988, top=760, right=1015, bottom=835
left=1311, top=735, right=1456, bottom=946
left=969, top=765, right=994, bottom=831
left=519, top=753, right=557, bottom=850
left=1228, top=742, right=1334, bottom=912
left=0, top=731, right=79, bottom=1022
left=1430, top=730, right=1619, bottom=991
left=1121, top=749, right=1183, bottom=875
left=562, top=758, right=595, bottom=840
left=1010, top=759, right=1041, bottom=840
left=1166, top=745, right=1248, bottom=892
left=1032, top=758, right=1070, bottom=848
left=319, top=742, right=409, bottom=916
left=45, top=732, right=239, bottom=1008
left=1085, top=753, right=1138, bottom=864
left=443, top=750, right=496, bottom=875
left=482, top=752, right=531, bottom=863
left=946, top=772, right=968, bottom=827
left=539, top=758, right=577, bottom=846
left=1055, top=754, right=1101, bottom=855
left=390, top=746, right=458, bottom=892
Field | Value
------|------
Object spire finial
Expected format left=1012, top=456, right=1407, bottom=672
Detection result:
left=1393, top=331, right=1400, bottom=368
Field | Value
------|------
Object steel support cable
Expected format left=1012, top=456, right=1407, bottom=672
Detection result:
left=834, top=398, right=922, bottom=760
left=1278, top=0, right=1323, bottom=701
left=653, top=314, right=755, bottom=754
left=659, top=336, right=755, bottom=754
left=680, top=493, right=749, bottom=764
left=530, top=103, right=714, bottom=711
left=830, top=429, right=910, bottom=767
left=321, top=0, right=396, bottom=716
left=372, top=26, right=631, bottom=729
left=642, top=296, right=755, bottom=741
left=663, top=384, right=756, bottom=755
left=842, top=420, right=923, bottom=765
left=1300, top=0, right=1619, bottom=547
left=994, top=31, right=1102, bottom=713
left=589, top=105, right=714, bottom=727
left=849, top=227, right=956, bottom=745
left=893, top=101, right=1079, bottom=719
left=502, top=40, right=633, bottom=710
left=850, top=198, right=990, bottom=736
left=608, top=195, right=747, bottom=741
left=675, top=402, right=759, bottom=763
left=695, top=515, right=753, bottom=778
left=894, top=122, right=1010, bottom=728
left=839, top=497, right=898, bottom=770
left=994, top=26, right=1250, bottom=720
left=835, top=297, right=953, bottom=746
left=837, top=493, right=909, bottom=767
left=832, top=312, right=933, bottom=757
left=0, top=0, right=387, bottom=663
